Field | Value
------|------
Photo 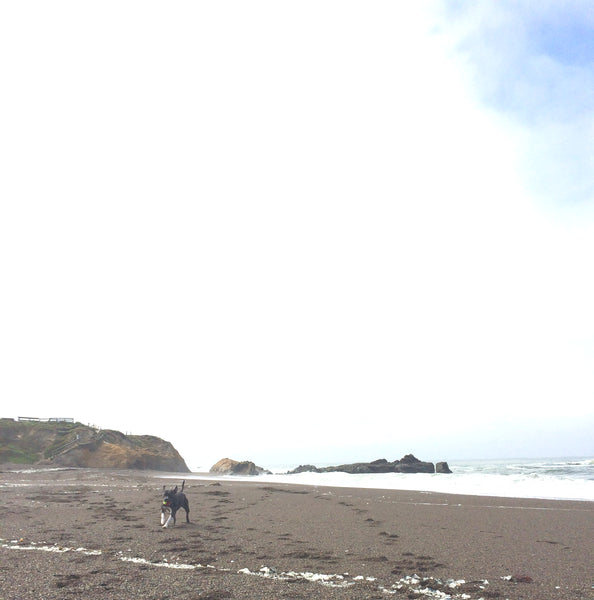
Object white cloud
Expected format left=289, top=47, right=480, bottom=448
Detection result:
left=1, top=2, right=593, bottom=466
left=436, top=0, right=594, bottom=206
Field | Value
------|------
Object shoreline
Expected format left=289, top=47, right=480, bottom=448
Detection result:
left=7, top=464, right=594, bottom=505
left=160, top=468, right=594, bottom=503
left=1, top=467, right=592, bottom=599
left=7, top=463, right=594, bottom=503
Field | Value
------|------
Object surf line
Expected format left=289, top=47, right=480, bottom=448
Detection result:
left=1, top=539, right=101, bottom=556
left=1, top=539, right=210, bottom=569
left=1, top=539, right=491, bottom=599
left=1, top=540, right=356, bottom=583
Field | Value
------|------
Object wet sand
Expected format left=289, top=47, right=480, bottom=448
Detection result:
left=1, top=466, right=592, bottom=599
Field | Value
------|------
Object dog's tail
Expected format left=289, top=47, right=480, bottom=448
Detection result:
left=181, top=480, right=185, bottom=492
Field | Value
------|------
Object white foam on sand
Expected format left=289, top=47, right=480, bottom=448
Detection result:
left=237, top=566, right=357, bottom=588
left=237, top=566, right=485, bottom=598
left=118, top=555, right=197, bottom=570
left=1, top=540, right=101, bottom=555
left=0, top=538, right=493, bottom=598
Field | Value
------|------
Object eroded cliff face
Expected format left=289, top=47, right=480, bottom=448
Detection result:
left=50, top=430, right=190, bottom=472
left=0, top=420, right=189, bottom=472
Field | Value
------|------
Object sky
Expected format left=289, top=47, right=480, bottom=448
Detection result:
left=1, top=1, right=593, bottom=470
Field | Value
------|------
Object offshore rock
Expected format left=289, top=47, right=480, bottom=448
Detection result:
left=289, top=464, right=321, bottom=474
left=210, top=457, right=272, bottom=476
left=287, top=454, right=447, bottom=475
left=436, top=461, right=453, bottom=474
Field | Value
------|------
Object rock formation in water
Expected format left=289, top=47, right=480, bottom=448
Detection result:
left=210, top=457, right=272, bottom=475
left=435, top=461, right=453, bottom=473
left=288, top=454, right=452, bottom=474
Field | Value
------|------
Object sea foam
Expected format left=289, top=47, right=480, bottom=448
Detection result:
left=184, top=457, right=594, bottom=501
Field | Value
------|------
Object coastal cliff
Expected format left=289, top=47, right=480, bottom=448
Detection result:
left=0, top=418, right=189, bottom=472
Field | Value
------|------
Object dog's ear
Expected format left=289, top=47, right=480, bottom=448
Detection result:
left=163, top=485, right=166, bottom=491
left=173, top=486, right=178, bottom=493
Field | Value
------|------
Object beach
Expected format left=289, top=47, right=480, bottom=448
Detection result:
left=1, top=467, right=592, bottom=599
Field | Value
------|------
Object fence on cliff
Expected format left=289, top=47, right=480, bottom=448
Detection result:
left=18, top=417, right=74, bottom=423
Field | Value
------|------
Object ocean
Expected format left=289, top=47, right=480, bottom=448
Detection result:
left=189, top=457, right=594, bottom=502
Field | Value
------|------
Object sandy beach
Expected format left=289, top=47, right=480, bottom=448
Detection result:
left=1, top=467, right=592, bottom=599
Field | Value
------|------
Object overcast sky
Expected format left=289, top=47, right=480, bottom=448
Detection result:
left=1, top=1, right=593, bottom=469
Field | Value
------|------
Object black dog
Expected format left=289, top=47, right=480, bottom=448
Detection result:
left=161, top=481, right=190, bottom=528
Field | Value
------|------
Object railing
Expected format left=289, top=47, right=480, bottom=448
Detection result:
left=44, top=428, right=105, bottom=460
left=45, top=437, right=80, bottom=459
left=18, top=417, right=74, bottom=423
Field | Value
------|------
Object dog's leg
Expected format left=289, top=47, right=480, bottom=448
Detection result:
left=162, top=513, right=174, bottom=528
left=184, top=498, right=190, bottom=523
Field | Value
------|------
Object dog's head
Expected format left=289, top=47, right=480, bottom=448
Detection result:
left=162, top=484, right=179, bottom=508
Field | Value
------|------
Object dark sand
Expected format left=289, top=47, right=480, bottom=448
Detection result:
left=1, top=467, right=592, bottom=599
